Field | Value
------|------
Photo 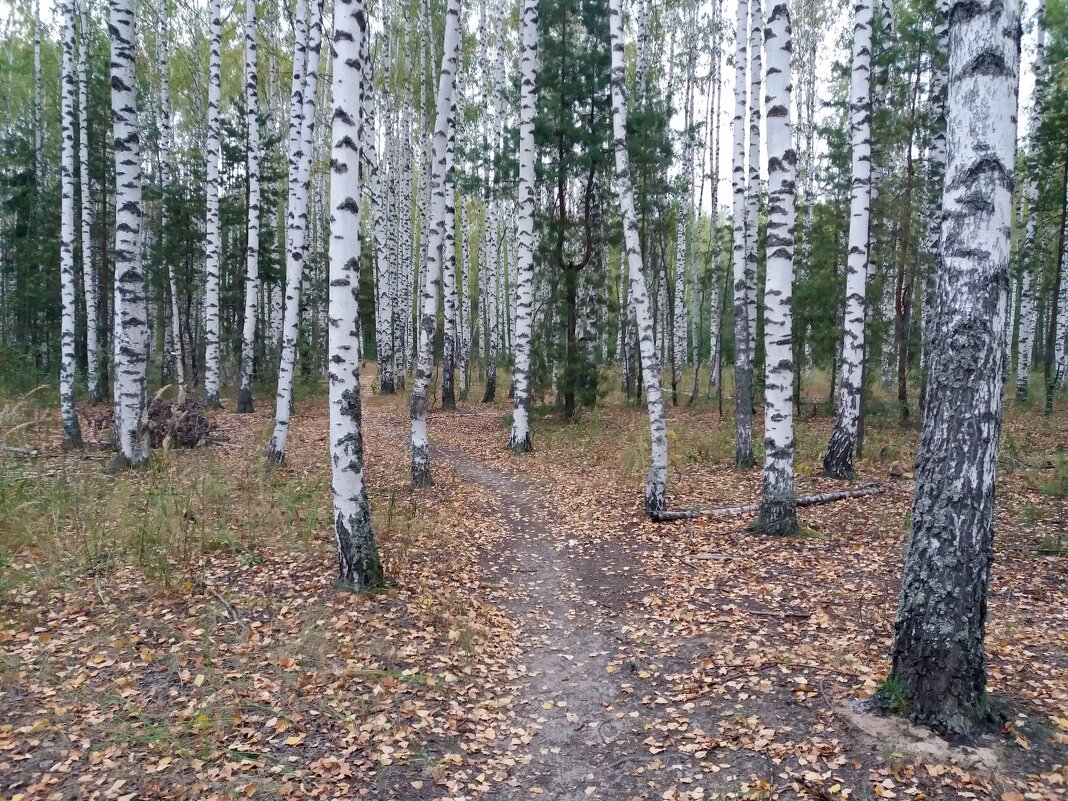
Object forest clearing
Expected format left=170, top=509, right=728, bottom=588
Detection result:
left=2, top=0, right=1068, bottom=794
left=1, top=375, right=1066, bottom=800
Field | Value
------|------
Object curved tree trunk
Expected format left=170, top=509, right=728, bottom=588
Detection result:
left=754, top=0, right=796, bottom=535
left=109, top=0, right=148, bottom=468
left=410, top=0, right=462, bottom=486
left=823, top=0, right=873, bottom=478
left=237, top=0, right=261, bottom=413
left=890, top=0, right=1019, bottom=736
left=609, top=0, right=668, bottom=515
left=267, top=0, right=322, bottom=464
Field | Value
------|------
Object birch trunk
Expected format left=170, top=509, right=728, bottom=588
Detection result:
left=509, top=0, right=537, bottom=454
left=754, top=0, right=796, bottom=535
left=267, top=0, right=322, bottom=464
left=237, top=0, right=261, bottom=413
left=890, top=0, right=1018, bottom=735
left=441, top=86, right=459, bottom=410
left=60, top=0, right=83, bottom=448
left=157, top=9, right=186, bottom=404
left=34, top=0, right=43, bottom=190
left=732, top=0, right=754, bottom=468
left=328, top=0, right=383, bottom=591
left=745, top=0, right=762, bottom=366
left=823, top=0, right=873, bottom=478
left=410, top=0, right=461, bottom=486
left=610, top=0, right=668, bottom=514
left=78, top=0, right=100, bottom=403
left=109, top=0, right=148, bottom=468
left=203, top=0, right=223, bottom=407
left=1015, top=0, right=1046, bottom=401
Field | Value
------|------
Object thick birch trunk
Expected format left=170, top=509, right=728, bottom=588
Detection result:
left=78, top=0, right=100, bottom=403
left=410, top=0, right=461, bottom=486
left=823, top=0, right=873, bottom=478
left=237, top=0, right=261, bottom=413
left=745, top=0, right=762, bottom=366
left=890, top=0, right=1018, bottom=736
left=203, top=0, right=223, bottom=407
left=509, top=0, right=538, bottom=454
left=109, top=0, right=148, bottom=468
left=328, top=0, right=383, bottom=591
left=60, top=0, right=83, bottom=448
left=610, top=0, right=668, bottom=514
left=754, top=0, right=796, bottom=535
left=732, top=0, right=754, bottom=468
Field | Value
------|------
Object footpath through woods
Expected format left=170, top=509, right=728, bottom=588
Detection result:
left=0, top=392, right=1066, bottom=801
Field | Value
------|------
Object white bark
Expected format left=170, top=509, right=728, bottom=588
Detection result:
left=203, top=0, right=223, bottom=406
left=78, top=0, right=100, bottom=403
left=34, top=0, right=43, bottom=190
left=823, top=0, right=873, bottom=477
left=267, top=0, right=322, bottom=463
left=60, top=0, right=83, bottom=448
left=509, top=0, right=538, bottom=453
left=891, top=0, right=1018, bottom=735
left=110, top=0, right=148, bottom=467
left=732, top=0, right=754, bottom=467
left=757, top=0, right=796, bottom=534
left=745, top=0, right=762, bottom=363
left=1015, top=0, right=1046, bottom=400
left=328, top=0, right=382, bottom=591
left=237, top=0, right=261, bottom=413
left=157, top=5, right=186, bottom=405
left=610, top=0, right=668, bottom=514
left=410, top=0, right=461, bottom=486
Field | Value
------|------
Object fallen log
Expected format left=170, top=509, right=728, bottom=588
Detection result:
left=0, top=444, right=39, bottom=457
left=651, top=483, right=886, bottom=522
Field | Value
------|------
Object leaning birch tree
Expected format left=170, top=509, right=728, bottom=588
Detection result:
left=59, top=0, right=83, bottom=449
left=237, top=0, right=261, bottom=413
left=823, top=0, right=873, bottom=478
left=327, top=0, right=383, bottom=590
left=753, top=0, right=796, bottom=535
left=509, top=0, right=538, bottom=454
left=889, top=0, right=1019, bottom=735
left=609, top=0, right=668, bottom=514
left=410, top=0, right=462, bottom=486
left=109, top=0, right=148, bottom=469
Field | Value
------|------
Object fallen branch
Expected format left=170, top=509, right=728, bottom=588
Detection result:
left=652, top=484, right=886, bottom=522
left=0, top=444, right=39, bottom=457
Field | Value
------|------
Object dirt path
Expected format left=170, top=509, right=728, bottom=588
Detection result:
left=437, top=445, right=700, bottom=800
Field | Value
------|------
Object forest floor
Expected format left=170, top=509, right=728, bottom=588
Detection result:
left=0, top=373, right=1066, bottom=801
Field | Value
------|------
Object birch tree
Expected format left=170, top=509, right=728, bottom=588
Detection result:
left=237, top=0, right=261, bottom=413
left=889, top=0, right=1019, bottom=735
left=731, top=0, right=754, bottom=468
left=1015, top=0, right=1046, bottom=401
left=509, top=0, right=538, bottom=454
left=609, top=0, right=668, bottom=514
left=745, top=0, right=762, bottom=364
left=158, top=5, right=186, bottom=404
left=267, top=0, right=322, bottom=464
left=78, top=0, right=100, bottom=404
left=823, top=0, right=872, bottom=478
left=60, top=0, right=83, bottom=449
left=203, top=0, right=223, bottom=407
left=328, top=0, right=383, bottom=591
left=410, top=0, right=461, bottom=487
left=109, top=0, right=148, bottom=469
left=754, top=0, right=796, bottom=535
